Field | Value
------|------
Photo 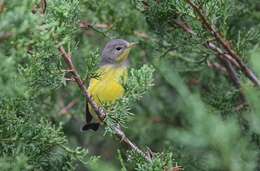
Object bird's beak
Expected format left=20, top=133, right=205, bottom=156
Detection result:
left=127, top=42, right=137, bottom=49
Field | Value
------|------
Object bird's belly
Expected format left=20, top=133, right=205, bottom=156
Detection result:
left=87, top=78, right=124, bottom=121
left=91, top=79, right=124, bottom=102
left=87, top=65, right=127, bottom=122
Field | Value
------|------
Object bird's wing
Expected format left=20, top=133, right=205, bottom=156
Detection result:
left=85, top=98, right=92, bottom=124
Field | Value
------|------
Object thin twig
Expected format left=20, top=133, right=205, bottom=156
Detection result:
left=206, top=42, right=240, bottom=69
left=59, top=47, right=106, bottom=120
left=173, top=19, right=196, bottom=35
left=59, top=98, right=79, bottom=116
left=219, top=56, right=241, bottom=88
left=185, top=0, right=260, bottom=86
left=207, top=60, right=227, bottom=75
left=206, top=43, right=241, bottom=87
left=79, top=21, right=111, bottom=39
left=58, top=46, right=152, bottom=162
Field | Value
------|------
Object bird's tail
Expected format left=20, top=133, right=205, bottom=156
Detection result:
left=81, top=123, right=100, bottom=132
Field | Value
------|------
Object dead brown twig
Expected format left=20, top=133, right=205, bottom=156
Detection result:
left=58, top=46, right=152, bottom=162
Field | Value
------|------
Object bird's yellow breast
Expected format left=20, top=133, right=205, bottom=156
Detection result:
left=87, top=65, right=128, bottom=121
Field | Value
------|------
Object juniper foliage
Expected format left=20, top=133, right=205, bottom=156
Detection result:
left=1, top=0, right=260, bottom=171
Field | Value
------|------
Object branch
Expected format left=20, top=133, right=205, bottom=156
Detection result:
left=207, top=60, right=228, bottom=75
left=59, top=47, right=106, bottom=120
left=206, top=43, right=241, bottom=88
left=172, top=19, right=240, bottom=68
left=173, top=19, right=242, bottom=87
left=58, top=46, right=152, bottom=162
left=219, top=56, right=241, bottom=88
left=59, top=98, right=79, bottom=116
left=79, top=21, right=111, bottom=39
left=206, top=42, right=240, bottom=69
left=185, top=0, right=260, bottom=86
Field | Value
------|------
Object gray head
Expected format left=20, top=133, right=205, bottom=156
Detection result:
left=100, top=39, right=136, bottom=66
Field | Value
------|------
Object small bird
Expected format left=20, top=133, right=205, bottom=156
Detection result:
left=82, top=39, right=136, bottom=131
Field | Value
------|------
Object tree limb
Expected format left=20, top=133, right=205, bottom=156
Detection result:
left=172, top=19, right=242, bottom=87
left=207, top=60, right=228, bottom=75
left=185, top=0, right=260, bottom=86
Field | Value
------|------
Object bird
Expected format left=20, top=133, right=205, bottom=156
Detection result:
left=81, top=39, right=136, bottom=131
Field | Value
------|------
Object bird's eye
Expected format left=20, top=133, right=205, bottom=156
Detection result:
left=116, top=47, right=122, bottom=51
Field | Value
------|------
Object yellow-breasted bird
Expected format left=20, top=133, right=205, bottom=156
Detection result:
left=82, top=39, right=136, bottom=131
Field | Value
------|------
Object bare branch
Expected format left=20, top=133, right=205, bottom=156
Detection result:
left=173, top=19, right=196, bottom=35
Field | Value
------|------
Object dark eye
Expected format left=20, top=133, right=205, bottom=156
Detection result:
left=116, top=47, right=122, bottom=51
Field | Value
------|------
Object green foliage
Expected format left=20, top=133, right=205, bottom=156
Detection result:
left=82, top=48, right=101, bottom=81
left=1, top=0, right=260, bottom=170
left=0, top=0, right=96, bottom=170
left=158, top=61, right=257, bottom=171
left=128, top=150, right=175, bottom=171
left=0, top=97, right=95, bottom=170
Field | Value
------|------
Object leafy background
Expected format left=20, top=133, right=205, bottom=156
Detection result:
left=0, top=0, right=260, bottom=170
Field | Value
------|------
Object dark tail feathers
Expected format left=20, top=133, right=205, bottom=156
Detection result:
left=81, top=123, right=100, bottom=132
